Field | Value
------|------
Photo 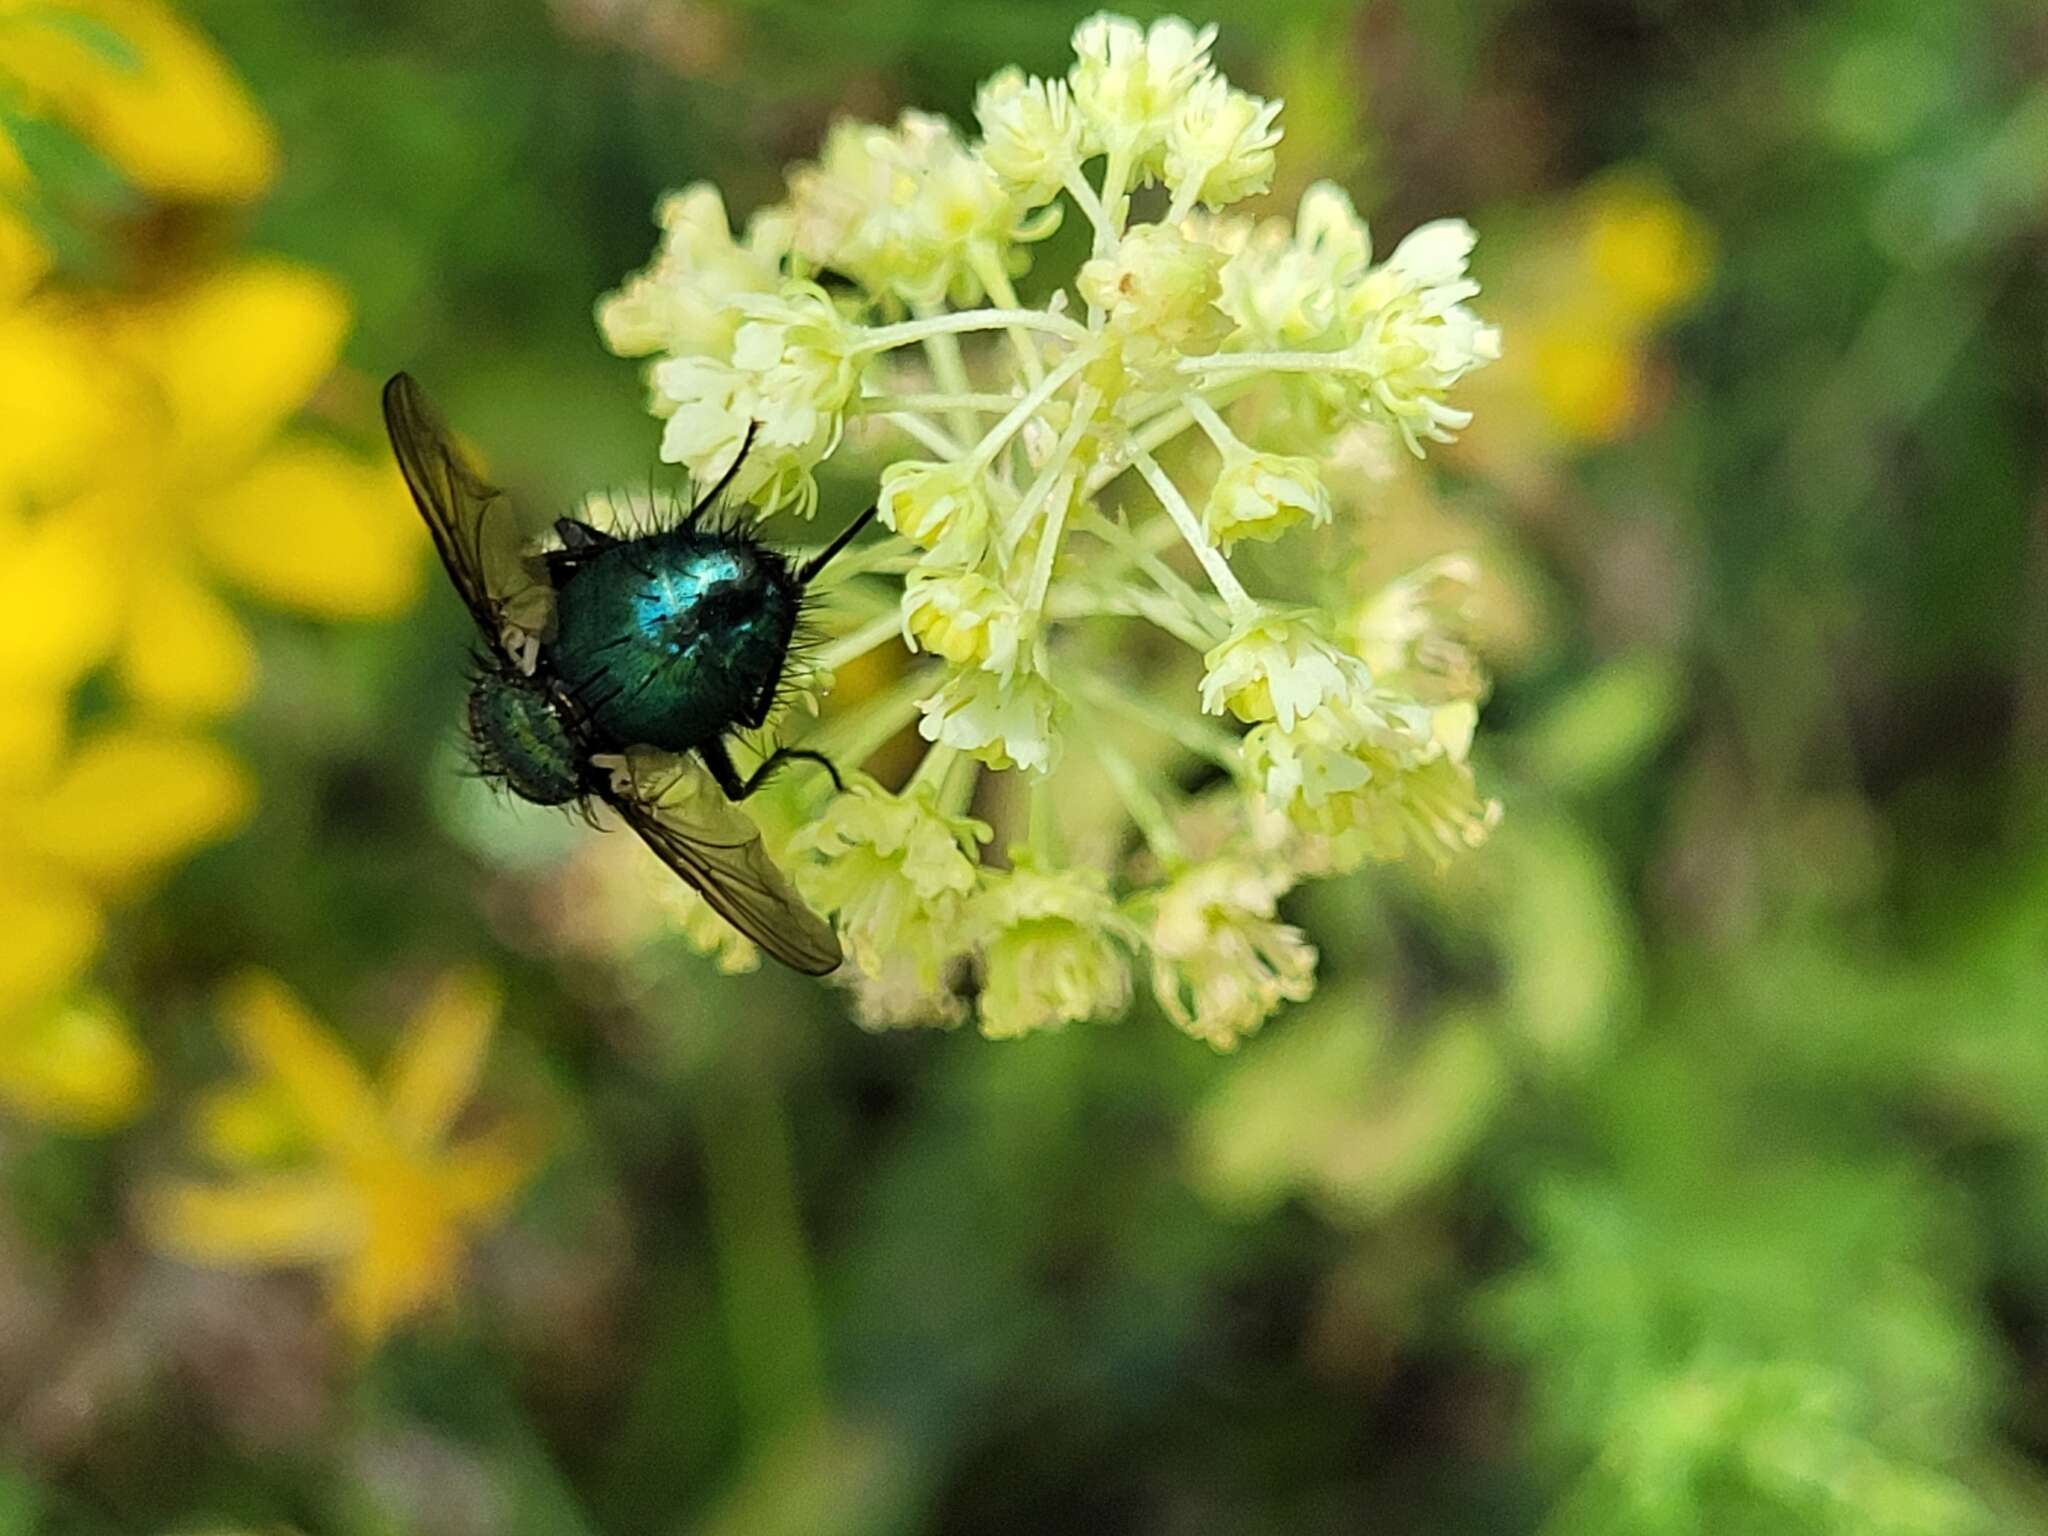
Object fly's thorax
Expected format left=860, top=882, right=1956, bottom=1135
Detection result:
left=467, top=668, right=584, bottom=806
left=547, top=527, right=802, bottom=753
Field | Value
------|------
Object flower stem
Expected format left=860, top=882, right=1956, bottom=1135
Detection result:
left=908, top=740, right=960, bottom=793
left=851, top=391, right=1021, bottom=415
left=970, top=252, right=1047, bottom=387
left=886, top=411, right=968, bottom=460
left=1023, top=469, right=1078, bottom=617
left=1086, top=378, right=1257, bottom=496
left=1048, top=583, right=1214, bottom=652
left=1073, top=510, right=1228, bottom=645
left=1085, top=718, right=1187, bottom=866
left=1077, top=672, right=1246, bottom=777
left=1131, top=447, right=1257, bottom=623
left=1179, top=349, right=1362, bottom=376
left=1182, top=391, right=1242, bottom=455
left=999, top=385, right=1097, bottom=556
left=968, top=346, right=1093, bottom=472
left=915, top=301, right=981, bottom=446
left=816, top=611, right=904, bottom=673
left=936, top=743, right=979, bottom=819
left=693, top=1055, right=826, bottom=1438
left=1061, top=167, right=1110, bottom=253
left=1163, top=175, right=1206, bottom=229
left=861, top=308, right=1088, bottom=352
left=1098, top=145, right=1133, bottom=248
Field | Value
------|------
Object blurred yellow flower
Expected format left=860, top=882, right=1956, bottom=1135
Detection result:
left=1525, top=319, right=1640, bottom=443
left=0, top=131, right=50, bottom=301
left=0, top=5, right=419, bottom=1140
left=0, top=3, right=418, bottom=718
left=0, top=727, right=249, bottom=1012
left=1581, top=173, right=1714, bottom=324
left=147, top=971, right=550, bottom=1346
left=0, top=500, right=115, bottom=783
left=0, top=0, right=277, bottom=202
left=0, top=991, right=149, bottom=1130
left=1463, top=170, right=1713, bottom=451
left=0, top=708, right=240, bottom=1134
left=0, top=293, right=114, bottom=507
left=32, top=260, right=427, bottom=718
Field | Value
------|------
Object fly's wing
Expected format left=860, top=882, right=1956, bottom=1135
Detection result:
left=382, top=372, right=553, bottom=669
left=595, top=749, right=842, bottom=976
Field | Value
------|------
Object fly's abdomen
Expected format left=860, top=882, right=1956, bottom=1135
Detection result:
left=549, top=530, right=798, bottom=753
left=467, top=671, right=584, bottom=806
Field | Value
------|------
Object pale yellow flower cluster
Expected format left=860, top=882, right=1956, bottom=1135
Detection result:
left=599, top=13, right=1504, bottom=1047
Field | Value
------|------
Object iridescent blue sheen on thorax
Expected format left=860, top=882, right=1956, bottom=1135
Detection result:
left=548, top=527, right=800, bottom=754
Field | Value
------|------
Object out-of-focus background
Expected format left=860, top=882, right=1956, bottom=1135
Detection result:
left=2, top=1, right=2046, bottom=1531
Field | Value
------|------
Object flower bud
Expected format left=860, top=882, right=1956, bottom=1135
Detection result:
left=1202, top=448, right=1330, bottom=546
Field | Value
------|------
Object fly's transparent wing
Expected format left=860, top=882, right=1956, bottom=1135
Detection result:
left=596, top=749, right=842, bottom=976
left=382, top=372, right=553, bottom=668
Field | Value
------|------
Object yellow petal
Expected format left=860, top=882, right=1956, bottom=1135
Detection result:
left=0, top=305, right=118, bottom=504
left=194, top=1079, right=311, bottom=1168
left=383, top=970, right=500, bottom=1153
left=335, top=1180, right=462, bottom=1345
left=0, top=134, right=43, bottom=301
left=144, top=1172, right=361, bottom=1266
left=0, top=683, right=69, bottom=790
left=0, top=505, right=122, bottom=693
left=21, top=728, right=251, bottom=890
left=115, top=261, right=347, bottom=473
left=0, top=872, right=101, bottom=1012
left=437, top=1120, right=549, bottom=1224
left=193, top=438, right=424, bottom=618
left=118, top=566, right=256, bottom=716
left=0, top=204, right=49, bottom=307
left=216, top=972, right=383, bottom=1160
left=0, top=992, right=149, bottom=1132
left=8, top=0, right=277, bottom=202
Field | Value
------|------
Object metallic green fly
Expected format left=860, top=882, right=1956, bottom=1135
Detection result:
left=382, top=372, right=872, bottom=975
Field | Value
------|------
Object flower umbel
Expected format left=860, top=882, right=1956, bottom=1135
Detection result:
left=791, top=770, right=991, bottom=1027
left=974, top=853, right=1134, bottom=1039
left=599, top=13, right=1503, bottom=1041
left=1244, top=695, right=1499, bottom=870
left=1201, top=610, right=1373, bottom=730
left=1145, top=859, right=1316, bottom=1050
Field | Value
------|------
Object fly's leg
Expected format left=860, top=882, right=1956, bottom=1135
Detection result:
left=738, top=663, right=780, bottom=731
left=741, top=748, right=845, bottom=797
left=698, top=736, right=748, bottom=799
left=797, top=502, right=880, bottom=584
left=686, top=420, right=762, bottom=523
left=699, top=736, right=844, bottom=801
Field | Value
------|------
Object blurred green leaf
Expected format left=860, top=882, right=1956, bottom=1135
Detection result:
left=1514, top=653, right=1684, bottom=793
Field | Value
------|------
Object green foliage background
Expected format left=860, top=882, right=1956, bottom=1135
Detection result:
left=8, top=0, right=2048, bottom=1531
